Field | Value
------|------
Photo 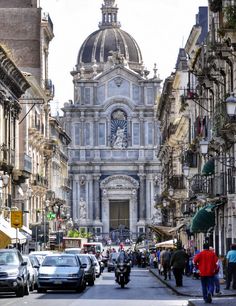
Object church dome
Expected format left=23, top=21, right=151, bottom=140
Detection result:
left=76, top=0, right=143, bottom=75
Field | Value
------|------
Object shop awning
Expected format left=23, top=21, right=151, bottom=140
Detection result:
left=168, top=223, right=185, bottom=233
left=148, top=225, right=173, bottom=238
left=202, top=159, right=215, bottom=176
left=190, top=204, right=215, bottom=233
left=156, top=239, right=177, bottom=248
left=20, top=225, right=32, bottom=240
left=0, top=217, right=27, bottom=248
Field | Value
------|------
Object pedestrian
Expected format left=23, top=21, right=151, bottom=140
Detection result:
left=209, top=247, right=221, bottom=295
left=194, top=243, right=218, bottom=304
left=170, top=242, right=188, bottom=287
left=225, top=243, right=236, bottom=290
left=185, top=248, right=192, bottom=276
left=160, top=248, right=171, bottom=280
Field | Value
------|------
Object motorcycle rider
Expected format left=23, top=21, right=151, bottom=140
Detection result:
left=115, top=249, right=131, bottom=282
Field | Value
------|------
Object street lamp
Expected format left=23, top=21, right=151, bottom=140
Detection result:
left=168, top=186, right=174, bottom=197
left=225, top=93, right=236, bottom=116
left=199, top=139, right=209, bottom=155
left=183, top=164, right=190, bottom=178
left=0, top=173, right=9, bottom=187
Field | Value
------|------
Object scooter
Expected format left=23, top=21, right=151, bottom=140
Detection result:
left=115, top=262, right=130, bottom=288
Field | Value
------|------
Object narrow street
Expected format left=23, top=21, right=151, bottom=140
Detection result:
left=0, top=268, right=188, bottom=306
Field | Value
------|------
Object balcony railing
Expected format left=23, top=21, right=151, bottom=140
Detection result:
left=190, top=174, right=214, bottom=195
left=19, top=153, right=32, bottom=174
left=33, top=174, right=48, bottom=188
left=169, top=175, right=185, bottom=189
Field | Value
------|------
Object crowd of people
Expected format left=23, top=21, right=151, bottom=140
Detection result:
left=147, top=242, right=236, bottom=304
left=103, top=241, right=236, bottom=303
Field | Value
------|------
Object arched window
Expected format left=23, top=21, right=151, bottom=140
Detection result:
left=110, top=109, right=127, bottom=148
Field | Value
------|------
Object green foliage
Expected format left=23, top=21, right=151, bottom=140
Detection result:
left=224, top=6, right=236, bottom=29
left=67, top=229, right=92, bottom=238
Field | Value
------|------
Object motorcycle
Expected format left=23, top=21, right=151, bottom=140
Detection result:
left=115, top=261, right=130, bottom=288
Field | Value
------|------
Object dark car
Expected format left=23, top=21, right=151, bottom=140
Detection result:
left=0, top=249, right=29, bottom=297
left=77, top=254, right=96, bottom=286
left=37, top=254, right=86, bottom=293
left=107, top=252, right=119, bottom=272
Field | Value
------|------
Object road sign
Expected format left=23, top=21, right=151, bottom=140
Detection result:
left=11, top=211, right=23, bottom=228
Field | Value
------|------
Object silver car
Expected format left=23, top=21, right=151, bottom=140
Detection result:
left=37, top=254, right=86, bottom=293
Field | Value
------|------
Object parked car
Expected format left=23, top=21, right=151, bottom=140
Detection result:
left=23, top=255, right=38, bottom=291
left=77, top=254, right=96, bottom=286
left=88, top=254, right=101, bottom=277
left=29, top=251, right=53, bottom=265
left=37, top=254, right=86, bottom=293
left=107, top=252, right=119, bottom=272
left=0, top=249, right=29, bottom=297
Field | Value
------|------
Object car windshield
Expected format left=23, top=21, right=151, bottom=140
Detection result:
left=78, top=256, right=90, bottom=266
left=42, top=256, right=78, bottom=267
left=0, top=252, right=19, bottom=266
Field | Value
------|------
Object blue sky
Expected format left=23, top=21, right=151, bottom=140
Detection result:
left=40, top=0, right=208, bottom=111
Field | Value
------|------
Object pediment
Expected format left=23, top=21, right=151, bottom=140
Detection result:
left=95, top=65, right=142, bottom=84
left=100, top=175, right=139, bottom=190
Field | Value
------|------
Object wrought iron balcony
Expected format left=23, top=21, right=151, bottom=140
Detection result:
left=190, top=174, right=214, bottom=196
left=19, top=153, right=32, bottom=174
left=33, top=174, right=48, bottom=188
left=169, top=175, right=185, bottom=190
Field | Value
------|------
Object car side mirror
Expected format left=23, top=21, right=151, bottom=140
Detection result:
left=33, top=265, right=40, bottom=269
left=22, top=261, right=27, bottom=266
left=81, top=263, right=87, bottom=269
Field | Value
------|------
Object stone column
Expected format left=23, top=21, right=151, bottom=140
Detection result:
left=138, top=173, right=146, bottom=220
left=139, top=112, right=144, bottom=146
left=80, top=111, right=85, bottom=146
left=93, top=174, right=101, bottom=221
left=94, top=112, right=99, bottom=147
left=127, top=116, right=131, bottom=147
left=102, top=194, right=109, bottom=235
left=87, top=174, right=93, bottom=221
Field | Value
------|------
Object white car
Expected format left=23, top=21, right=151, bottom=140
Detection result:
left=23, top=255, right=38, bottom=291
left=88, top=254, right=101, bottom=277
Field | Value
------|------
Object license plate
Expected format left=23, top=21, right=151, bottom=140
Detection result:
left=54, top=280, right=62, bottom=284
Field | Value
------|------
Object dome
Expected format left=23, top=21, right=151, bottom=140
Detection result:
left=76, top=0, right=143, bottom=75
left=77, top=28, right=142, bottom=66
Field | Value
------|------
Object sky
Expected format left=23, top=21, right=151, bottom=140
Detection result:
left=40, top=0, right=208, bottom=112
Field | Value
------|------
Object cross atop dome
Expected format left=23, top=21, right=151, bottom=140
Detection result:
left=99, top=0, right=121, bottom=29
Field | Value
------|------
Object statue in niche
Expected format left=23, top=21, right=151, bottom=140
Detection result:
left=111, top=109, right=127, bottom=148
left=113, top=126, right=127, bottom=148
left=79, top=198, right=87, bottom=219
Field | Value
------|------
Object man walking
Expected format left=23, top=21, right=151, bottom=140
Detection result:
left=225, top=244, right=236, bottom=290
left=160, top=248, right=171, bottom=280
left=170, top=242, right=188, bottom=287
left=194, top=243, right=218, bottom=304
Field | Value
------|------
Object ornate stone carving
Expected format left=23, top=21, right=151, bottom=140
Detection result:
left=100, top=174, right=139, bottom=190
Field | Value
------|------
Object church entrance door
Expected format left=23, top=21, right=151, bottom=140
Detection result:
left=109, top=200, right=129, bottom=232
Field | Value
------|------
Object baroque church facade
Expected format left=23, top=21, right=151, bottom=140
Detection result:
left=62, top=0, right=161, bottom=239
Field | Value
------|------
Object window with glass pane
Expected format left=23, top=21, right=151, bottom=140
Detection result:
left=133, top=123, right=140, bottom=145
left=147, top=122, right=153, bottom=145
left=84, top=122, right=91, bottom=146
left=99, top=123, right=106, bottom=145
left=74, top=123, right=80, bottom=145
left=147, top=88, right=154, bottom=105
left=84, top=87, right=91, bottom=104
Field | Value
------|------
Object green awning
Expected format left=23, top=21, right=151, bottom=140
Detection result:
left=202, top=159, right=215, bottom=176
left=190, top=204, right=215, bottom=233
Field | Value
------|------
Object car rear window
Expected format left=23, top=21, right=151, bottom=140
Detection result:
left=78, top=256, right=90, bottom=266
left=42, top=256, right=78, bottom=267
left=0, top=252, right=19, bottom=266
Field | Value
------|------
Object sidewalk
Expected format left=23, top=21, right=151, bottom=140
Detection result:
left=149, top=268, right=236, bottom=298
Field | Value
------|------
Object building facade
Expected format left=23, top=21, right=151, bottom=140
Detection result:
left=62, top=0, right=161, bottom=240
